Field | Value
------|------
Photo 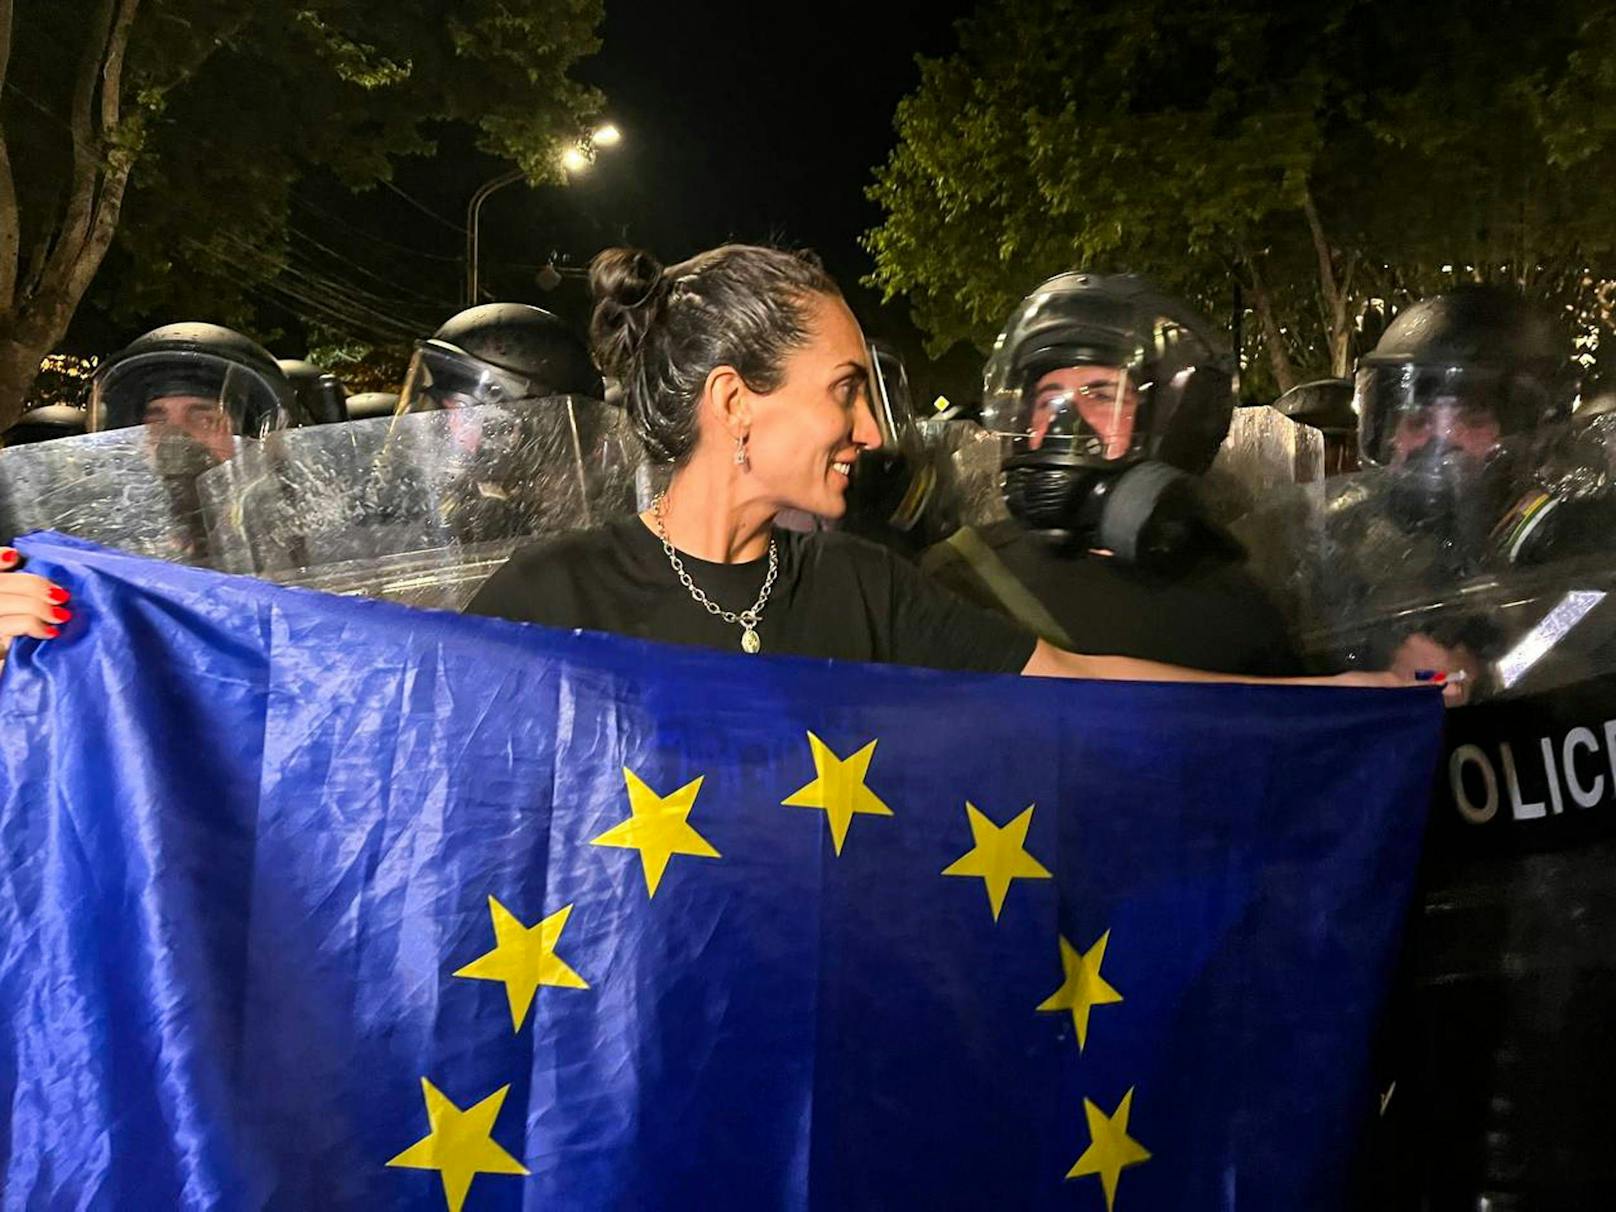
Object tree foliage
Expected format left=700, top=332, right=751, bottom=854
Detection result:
left=866, top=0, right=1616, bottom=399
left=0, top=0, right=603, bottom=427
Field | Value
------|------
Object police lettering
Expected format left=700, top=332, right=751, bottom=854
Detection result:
left=1446, top=720, right=1616, bottom=826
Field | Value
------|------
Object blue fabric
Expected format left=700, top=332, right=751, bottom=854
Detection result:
left=0, top=533, right=1443, bottom=1211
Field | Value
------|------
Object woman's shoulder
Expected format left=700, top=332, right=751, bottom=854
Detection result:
left=498, top=521, right=633, bottom=576
left=789, top=527, right=927, bottom=593
left=465, top=518, right=645, bottom=622
left=795, top=527, right=903, bottom=571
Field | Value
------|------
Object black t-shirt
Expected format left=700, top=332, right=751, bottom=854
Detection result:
left=925, top=521, right=1300, bottom=676
left=465, top=515, right=1037, bottom=673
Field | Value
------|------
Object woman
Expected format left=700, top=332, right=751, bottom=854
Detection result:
left=462, top=242, right=1415, bottom=690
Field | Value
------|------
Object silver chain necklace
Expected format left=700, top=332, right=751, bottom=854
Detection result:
left=653, top=492, right=779, bottom=653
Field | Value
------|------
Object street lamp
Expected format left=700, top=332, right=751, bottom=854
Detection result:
left=464, top=124, right=622, bottom=305
left=465, top=168, right=524, bottom=306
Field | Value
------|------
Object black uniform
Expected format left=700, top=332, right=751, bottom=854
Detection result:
left=924, top=520, right=1298, bottom=676
left=467, top=515, right=1038, bottom=673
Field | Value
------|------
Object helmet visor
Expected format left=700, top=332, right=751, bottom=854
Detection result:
left=868, top=344, right=915, bottom=450
left=982, top=359, right=1145, bottom=462
left=1357, top=363, right=1544, bottom=468
left=89, top=351, right=285, bottom=441
left=397, top=341, right=543, bottom=415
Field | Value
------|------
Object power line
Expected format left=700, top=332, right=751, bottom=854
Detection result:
left=290, top=195, right=466, bottom=264
left=377, top=179, right=467, bottom=235
left=185, top=236, right=428, bottom=343
left=283, top=224, right=460, bottom=310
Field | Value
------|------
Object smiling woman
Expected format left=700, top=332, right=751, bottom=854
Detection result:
left=462, top=243, right=1413, bottom=691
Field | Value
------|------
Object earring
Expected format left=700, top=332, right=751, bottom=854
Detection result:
left=733, top=434, right=749, bottom=468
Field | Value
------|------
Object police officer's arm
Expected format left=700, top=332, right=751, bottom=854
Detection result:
left=1022, top=638, right=1409, bottom=689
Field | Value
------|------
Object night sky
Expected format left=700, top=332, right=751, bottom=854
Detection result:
left=269, top=0, right=986, bottom=401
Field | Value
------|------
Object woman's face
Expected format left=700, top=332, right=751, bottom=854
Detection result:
left=741, top=293, right=882, bottom=518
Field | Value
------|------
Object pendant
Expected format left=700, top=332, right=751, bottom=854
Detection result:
left=741, top=627, right=761, bottom=654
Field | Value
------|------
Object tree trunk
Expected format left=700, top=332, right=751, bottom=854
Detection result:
left=1240, top=255, right=1298, bottom=395
left=1301, top=187, right=1357, bottom=379
left=0, top=0, right=141, bottom=432
left=0, top=304, right=75, bottom=431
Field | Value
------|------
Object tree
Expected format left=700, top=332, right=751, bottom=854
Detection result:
left=0, top=0, right=602, bottom=428
left=866, top=0, right=1616, bottom=399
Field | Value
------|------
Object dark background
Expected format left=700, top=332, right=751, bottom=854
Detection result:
left=234, top=0, right=987, bottom=404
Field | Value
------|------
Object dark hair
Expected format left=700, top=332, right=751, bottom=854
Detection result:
left=588, top=243, right=840, bottom=463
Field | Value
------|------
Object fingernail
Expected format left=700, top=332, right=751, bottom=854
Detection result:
left=47, top=587, right=70, bottom=605
left=43, top=626, right=59, bottom=639
left=0, top=549, right=16, bottom=566
left=48, top=607, right=71, bottom=624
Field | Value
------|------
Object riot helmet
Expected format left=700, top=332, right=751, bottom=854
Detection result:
left=88, top=323, right=294, bottom=444
left=868, top=340, right=918, bottom=449
left=1274, top=378, right=1359, bottom=476
left=397, top=303, right=602, bottom=414
left=1355, top=287, right=1571, bottom=537
left=842, top=342, right=952, bottom=551
left=980, top=272, right=1235, bottom=563
left=3, top=404, right=87, bottom=447
left=344, top=391, right=401, bottom=422
left=276, top=359, right=350, bottom=426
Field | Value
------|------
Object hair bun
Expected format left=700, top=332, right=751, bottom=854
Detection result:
left=589, top=247, right=666, bottom=380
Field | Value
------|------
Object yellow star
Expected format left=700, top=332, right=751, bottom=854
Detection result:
left=1037, top=930, right=1124, bottom=1051
left=781, top=732, right=893, bottom=855
left=386, top=1078, right=530, bottom=1212
left=592, top=767, right=720, bottom=896
left=1066, top=1087, right=1152, bottom=1211
left=452, top=898, right=588, bottom=1031
left=941, top=802, right=1052, bottom=920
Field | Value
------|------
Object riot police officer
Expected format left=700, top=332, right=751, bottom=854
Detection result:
left=1305, top=286, right=1581, bottom=694
left=89, top=322, right=294, bottom=452
left=375, top=302, right=629, bottom=549
left=397, top=302, right=603, bottom=413
left=1273, top=377, right=1358, bottom=476
left=2, top=404, right=86, bottom=447
left=7, top=322, right=297, bottom=564
left=922, top=272, right=1297, bottom=675
left=1355, top=286, right=1572, bottom=563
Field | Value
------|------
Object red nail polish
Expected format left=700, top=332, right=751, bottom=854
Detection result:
left=0, top=549, right=16, bottom=566
left=43, top=626, right=59, bottom=639
left=49, top=607, right=71, bottom=624
left=47, top=587, right=70, bottom=604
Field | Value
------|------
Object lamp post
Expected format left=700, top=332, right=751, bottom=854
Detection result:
left=463, top=125, right=622, bottom=307
left=464, top=168, right=524, bottom=306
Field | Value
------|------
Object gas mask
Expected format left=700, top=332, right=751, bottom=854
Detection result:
left=1382, top=441, right=1521, bottom=568
left=1002, top=455, right=1203, bottom=565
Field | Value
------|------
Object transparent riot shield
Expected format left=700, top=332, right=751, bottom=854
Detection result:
left=1292, top=425, right=1616, bottom=701
left=1204, top=405, right=1327, bottom=519
left=1301, top=552, right=1616, bottom=700
left=915, top=418, right=1012, bottom=531
left=0, top=427, right=251, bottom=566
left=198, top=396, right=642, bottom=610
left=1286, top=422, right=1616, bottom=1205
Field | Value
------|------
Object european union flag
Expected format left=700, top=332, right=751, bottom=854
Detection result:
left=0, top=533, right=1442, bottom=1210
